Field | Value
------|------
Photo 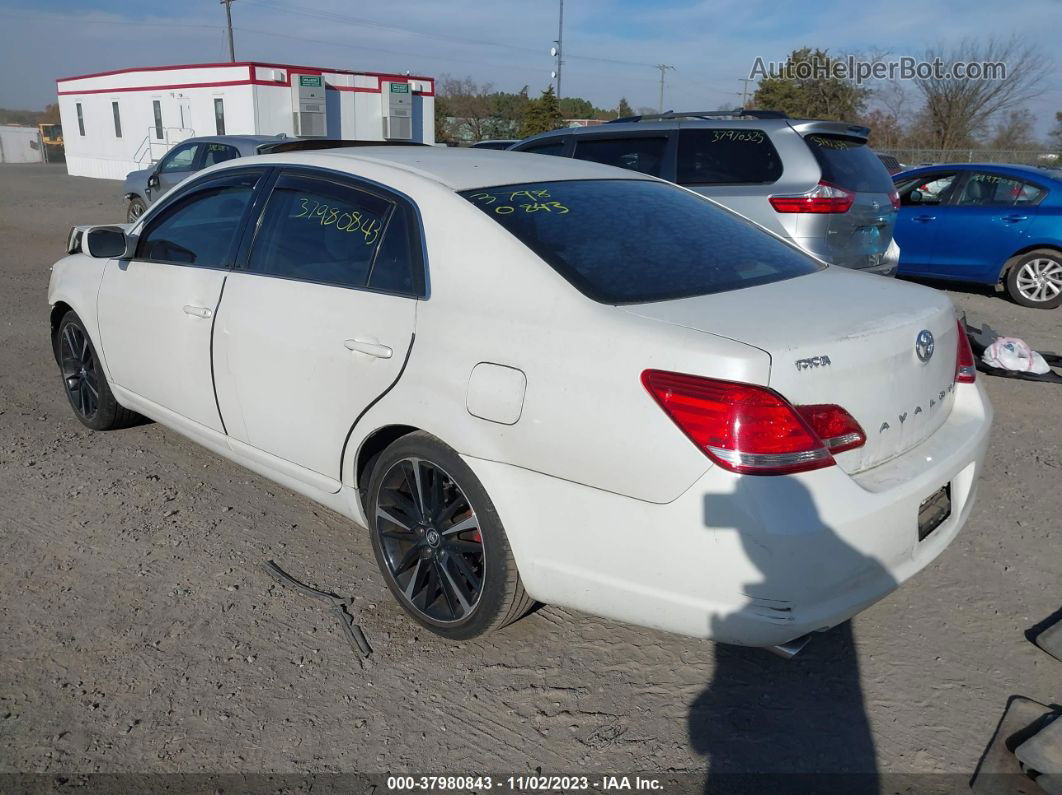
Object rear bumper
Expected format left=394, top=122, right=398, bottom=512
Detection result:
left=464, top=379, right=992, bottom=647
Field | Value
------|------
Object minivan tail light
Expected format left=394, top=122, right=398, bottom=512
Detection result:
left=769, top=181, right=854, bottom=214
left=642, top=370, right=868, bottom=476
left=955, top=320, right=977, bottom=383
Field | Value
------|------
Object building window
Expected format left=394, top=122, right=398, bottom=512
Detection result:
left=214, top=98, right=226, bottom=136
left=112, top=101, right=122, bottom=138
left=76, top=103, right=85, bottom=136
left=153, top=100, right=163, bottom=140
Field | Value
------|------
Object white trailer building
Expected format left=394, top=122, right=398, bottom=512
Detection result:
left=56, top=61, right=436, bottom=180
left=0, top=125, right=44, bottom=164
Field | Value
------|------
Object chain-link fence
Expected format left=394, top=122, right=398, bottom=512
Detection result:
left=879, top=148, right=1061, bottom=167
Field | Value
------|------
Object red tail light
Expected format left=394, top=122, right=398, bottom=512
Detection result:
left=889, top=189, right=901, bottom=210
left=769, top=181, right=854, bottom=214
left=955, top=320, right=976, bottom=383
left=642, top=370, right=866, bottom=476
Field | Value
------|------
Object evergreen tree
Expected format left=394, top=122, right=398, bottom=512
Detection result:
left=617, top=97, right=633, bottom=118
left=520, top=85, right=566, bottom=137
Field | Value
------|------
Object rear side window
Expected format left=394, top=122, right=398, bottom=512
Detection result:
left=957, top=172, right=1046, bottom=206
left=203, top=143, right=239, bottom=167
left=460, top=179, right=821, bottom=304
left=573, top=136, right=667, bottom=176
left=676, top=129, right=781, bottom=185
left=520, top=139, right=566, bottom=157
left=804, top=134, right=893, bottom=193
left=137, top=172, right=260, bottom=265
left=247, top=174, right=392, bottom=289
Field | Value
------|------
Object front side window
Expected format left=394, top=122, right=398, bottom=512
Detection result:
left=677, top=129, right=781, bottom=185
left=152, top=100, right=163, bottom=140
left=247, top=174, right=393, bottom=289
left=76, top=103, right=85, bottom=136
left=214, top=98, right=226, bottom=136
left=136, top=172, right=259, bottom=266
left=897, top=172, right=959, bottom=205
left=957, top=172, right=1046, bottom=206
left=461, top=179, right=821, bottom=304
left=111, top=101, right=122, bottom=138
left=202, top=143, right=239, bottom=167
left=159, top=143, right=200, bottom=173
left=572, top=136, right=668, bottom=176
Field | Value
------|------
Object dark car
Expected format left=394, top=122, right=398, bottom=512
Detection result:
left=122, top=135, right=289, bottom=222
left=893, top=163, right=1062, bottom=309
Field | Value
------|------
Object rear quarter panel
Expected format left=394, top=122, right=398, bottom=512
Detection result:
left=344, top=180, right=772, bottom=506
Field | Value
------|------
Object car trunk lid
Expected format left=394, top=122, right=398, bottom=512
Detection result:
left=620, top=268, right=959, bottom=474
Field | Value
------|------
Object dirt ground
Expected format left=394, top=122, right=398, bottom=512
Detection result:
left=1, top=163, right=1059, bottom=789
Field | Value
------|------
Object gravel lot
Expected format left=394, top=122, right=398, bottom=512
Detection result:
left=1, top=163, right=1059, bottom=789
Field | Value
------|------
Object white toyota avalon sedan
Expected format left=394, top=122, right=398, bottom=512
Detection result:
left=49, top=146, right=992, bottom=649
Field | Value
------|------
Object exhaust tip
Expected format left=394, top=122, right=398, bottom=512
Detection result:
left=768, top=633, right=813, bottom=659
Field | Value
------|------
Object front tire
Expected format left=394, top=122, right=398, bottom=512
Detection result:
left=126, top=196, right=147, bottom=224
left=366, top=431, right=532, bottom=640
left=1005, top=249, right=1062, bottom=309
left=57, top=311, right=141, bottom=431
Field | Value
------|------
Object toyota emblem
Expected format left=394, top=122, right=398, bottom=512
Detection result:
left=915, top=329, right=935, bottom=363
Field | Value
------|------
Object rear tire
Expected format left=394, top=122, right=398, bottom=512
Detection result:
left=57, top=311, right=142, bottom=431
left=1004, top=249, right=1062, bottom=309
left=366, top=431, right=532, bottom=640
left=126, top=196, right=147, bottom=224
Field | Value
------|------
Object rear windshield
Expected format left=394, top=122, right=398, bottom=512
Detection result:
left=804, top=134, right=894, bottom=193
left=460, top=179, right=821, bottom=304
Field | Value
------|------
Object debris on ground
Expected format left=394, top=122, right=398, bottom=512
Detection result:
left=262, top=560, right=372, bottom=658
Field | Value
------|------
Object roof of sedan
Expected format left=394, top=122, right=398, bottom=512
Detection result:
left=897, top=162, right=1062, bottom=182
left=254, top=145, right=655, bottom=191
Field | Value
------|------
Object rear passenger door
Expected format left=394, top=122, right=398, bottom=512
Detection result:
left=212, top=170, right=421, bottom=488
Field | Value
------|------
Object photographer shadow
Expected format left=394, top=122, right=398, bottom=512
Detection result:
left=689, top=477, right=895, bottom=794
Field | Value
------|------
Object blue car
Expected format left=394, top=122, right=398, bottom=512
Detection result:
left=893, top=163, right=1062, bottom=309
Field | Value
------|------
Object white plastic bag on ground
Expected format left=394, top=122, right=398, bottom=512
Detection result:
left=983, top=337, right=1052, bottom=374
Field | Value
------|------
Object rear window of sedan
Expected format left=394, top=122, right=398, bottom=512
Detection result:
left=460, top=179, right=822, bottom=304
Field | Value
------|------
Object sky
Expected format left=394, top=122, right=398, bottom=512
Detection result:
left=1, top=0, right=1059, bottom=138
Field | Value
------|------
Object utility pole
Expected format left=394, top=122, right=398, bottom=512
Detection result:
left=554, top=0, right=564, bottom=98
left=738, top=77, right=755, bottom=107
left=220, top=0, right=236, bottom=62
left=656, top=64, right=675, bottom=113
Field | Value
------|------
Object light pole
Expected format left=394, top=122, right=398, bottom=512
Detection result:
left=553, top=0, right=564, bottom=97
left=220, top=0, right=236, bottom=62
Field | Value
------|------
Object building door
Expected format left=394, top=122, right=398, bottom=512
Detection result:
left=177, top=97, right=193, bottom=133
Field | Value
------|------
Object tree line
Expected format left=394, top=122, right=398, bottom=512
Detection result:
left=438, top=37, right=1060, bottom=153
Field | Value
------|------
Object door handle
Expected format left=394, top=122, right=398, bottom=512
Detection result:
left=182, top=305, right=213, bottom=319
left=913, top=215, right=936, bottom=222
left=345, top=338, right=393, bottom=359
left=1002, top=215, right=1028, bottom=223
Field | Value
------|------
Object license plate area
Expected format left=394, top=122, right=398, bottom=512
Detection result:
left=918, top=484, right=951, bottom=541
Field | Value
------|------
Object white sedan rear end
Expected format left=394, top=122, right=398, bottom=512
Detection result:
left=48, top=147, right=992, bottom=648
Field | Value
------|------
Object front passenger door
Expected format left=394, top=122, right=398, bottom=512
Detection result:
left=212, top=171, right=421, bottom=486
left=97, top=169, right=264, bottom=432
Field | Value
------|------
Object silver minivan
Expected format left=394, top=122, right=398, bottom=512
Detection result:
left=511, top=110, right=900, bottom=275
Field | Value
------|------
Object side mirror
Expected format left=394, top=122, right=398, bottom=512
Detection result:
left=147, top=173, right=160, bottom=189
left=907, top=190, right=922, bottom=204
left=85, top=226, right=129, bottom=259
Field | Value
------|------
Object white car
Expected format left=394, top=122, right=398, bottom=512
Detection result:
left=49, top=146, right=992, bottom=650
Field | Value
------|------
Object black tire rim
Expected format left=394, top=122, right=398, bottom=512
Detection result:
left=61, top=323, right=99, bottom=418
left=127, top=201, right=144, bottom=223
left=375, top=457, right=485, bottom=623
